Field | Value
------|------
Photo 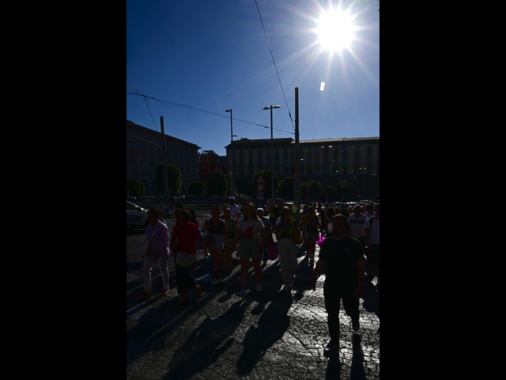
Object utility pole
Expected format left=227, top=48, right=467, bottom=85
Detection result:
left=160, top=116, right=171, bottom=217
left=225, top=108, right=233, bottom=143
left=262, top=105, right=280, bottom=200
left=294, top=87, right=300, bottom=220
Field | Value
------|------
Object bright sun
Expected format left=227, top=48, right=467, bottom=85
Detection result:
left=314, top=6, right=357, bottom=54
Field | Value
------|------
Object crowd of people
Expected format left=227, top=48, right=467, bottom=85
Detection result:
left=135, top=197, right=379, bottom=352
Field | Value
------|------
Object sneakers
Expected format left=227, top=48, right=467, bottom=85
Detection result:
left=160, top=288, right=169, bottom=296
left=352, top=320, right=360, bottom=332
left=138, top=291, right=152, bottom=300
left=323, top=340, right=338, bottom=357
left=194, top=284, right=202, bottom=299
left=235, top=288, right=246, bottom=297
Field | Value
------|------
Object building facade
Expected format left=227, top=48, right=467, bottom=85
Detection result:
left=126, top=120, right=201, bottom=196
left=127, top=120, right=379, bottom=200
left=226, top=136, right=379, bottom=201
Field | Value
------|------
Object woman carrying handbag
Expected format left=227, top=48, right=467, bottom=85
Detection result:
left=139, top=208, right=171, bottom=300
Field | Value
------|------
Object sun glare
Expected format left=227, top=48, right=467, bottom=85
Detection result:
left=314, top=6, right=357, bottom=54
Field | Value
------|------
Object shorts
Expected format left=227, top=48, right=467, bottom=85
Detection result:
left=237, top=238, right=261, bottom=260
left=210, top=233, right=224, bottom=249
left=366, top=245, right=379, bottom=265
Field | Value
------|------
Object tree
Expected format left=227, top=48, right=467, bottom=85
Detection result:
left=155, top=163, right=182, bottom=196
left=300, top=182, right=309, bottom=201
left=277, top=176, right=295, bottom=199
left=306, top=181, right=323, bottom=201
left=206, top=171, right=228, bottom=196
left=127, top=179, right=144, bottom=197
left=188, top=181, right=205, bottom=196
left=235, top=179, right=253, bottom=197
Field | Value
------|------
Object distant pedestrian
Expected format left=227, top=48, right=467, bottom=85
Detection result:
left=139, top=207, right=171, bottom=300
left=311, top=214, right=366, bottom=357
left=186, top=206, right=199, bottom=228
left=348, top=204, right=367, bottom=250
left=231, top=202, right=265, bottom=296
left=275, top=206, right=300, bottom=291
left=364, top=203, right=380, bottom=289
left=256, top=207, right=274, bottom=265
left=221, top=204, right=238, bottom=270
left=201, top=206, right=228, bottom=280
left=364, top=203, right=375, bottom=219
left=170, top=208, right=210, bottom=305
left=227, top=196, right=241, bottom=220
left=268, top=197, right=284, bottom=226
left=300, top=206, right=324, bottom=268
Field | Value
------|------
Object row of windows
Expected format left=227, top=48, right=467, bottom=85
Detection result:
left=231, top=164, right=378, bottom=178
left=230, top=145, right=378, bottom=170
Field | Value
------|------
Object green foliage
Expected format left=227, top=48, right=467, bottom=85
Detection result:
left=235, top=179, right=252, bottom=197
left=307, top=180, right=323, bottom=200
left=300, top=182, right=309, bottom=200
left=155, top=163, right=182, bottom=196
left=126, top=179, right=144, bottom=197
left=188, top=181, right=205, bottom=196
left=277, top=176, right=295, bottom=199
left=206, top=171, right=228, bottom=196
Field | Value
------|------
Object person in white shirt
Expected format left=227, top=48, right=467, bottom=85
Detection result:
left=348, top=205, right=367, bottom=250
left=227, top=196, right=241, bottom=220
left=364, top=203, right=376, bottom=219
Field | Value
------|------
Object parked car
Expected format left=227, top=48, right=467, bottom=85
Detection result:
left=127, top=201, right=148, bottom=229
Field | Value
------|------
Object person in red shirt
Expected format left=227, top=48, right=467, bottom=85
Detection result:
left=170, top=208, right=209, bottom=304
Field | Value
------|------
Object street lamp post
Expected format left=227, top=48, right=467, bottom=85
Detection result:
left=225, top=109, right=234, bottom=195
left=321, top=145, right=333, bottom=203
left=225, top=109, right=233, bottom=143
left=263, top=105, right=280, bottom=200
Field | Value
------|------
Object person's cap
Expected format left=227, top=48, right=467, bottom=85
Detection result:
left=228, top=196, right=235, bottom=201
left=256, top=208, right=264, bottom=213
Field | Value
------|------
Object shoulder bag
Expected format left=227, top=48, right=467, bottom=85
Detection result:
left=176, top=251, right=196, bottom=268
left=293, top=224, right=304, bottom=246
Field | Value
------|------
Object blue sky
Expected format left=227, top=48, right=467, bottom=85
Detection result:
left=127, top=0, right=379, bottom=157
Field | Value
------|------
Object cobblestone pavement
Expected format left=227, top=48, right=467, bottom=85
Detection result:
left=127, top=220, right=380, bottom=380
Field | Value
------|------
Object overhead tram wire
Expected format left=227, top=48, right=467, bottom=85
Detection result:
left=254, top=0, right=295, bottom=133
left=128, top=91, right=295, bottom=137
left=130, top=87, right=159, bottom=131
